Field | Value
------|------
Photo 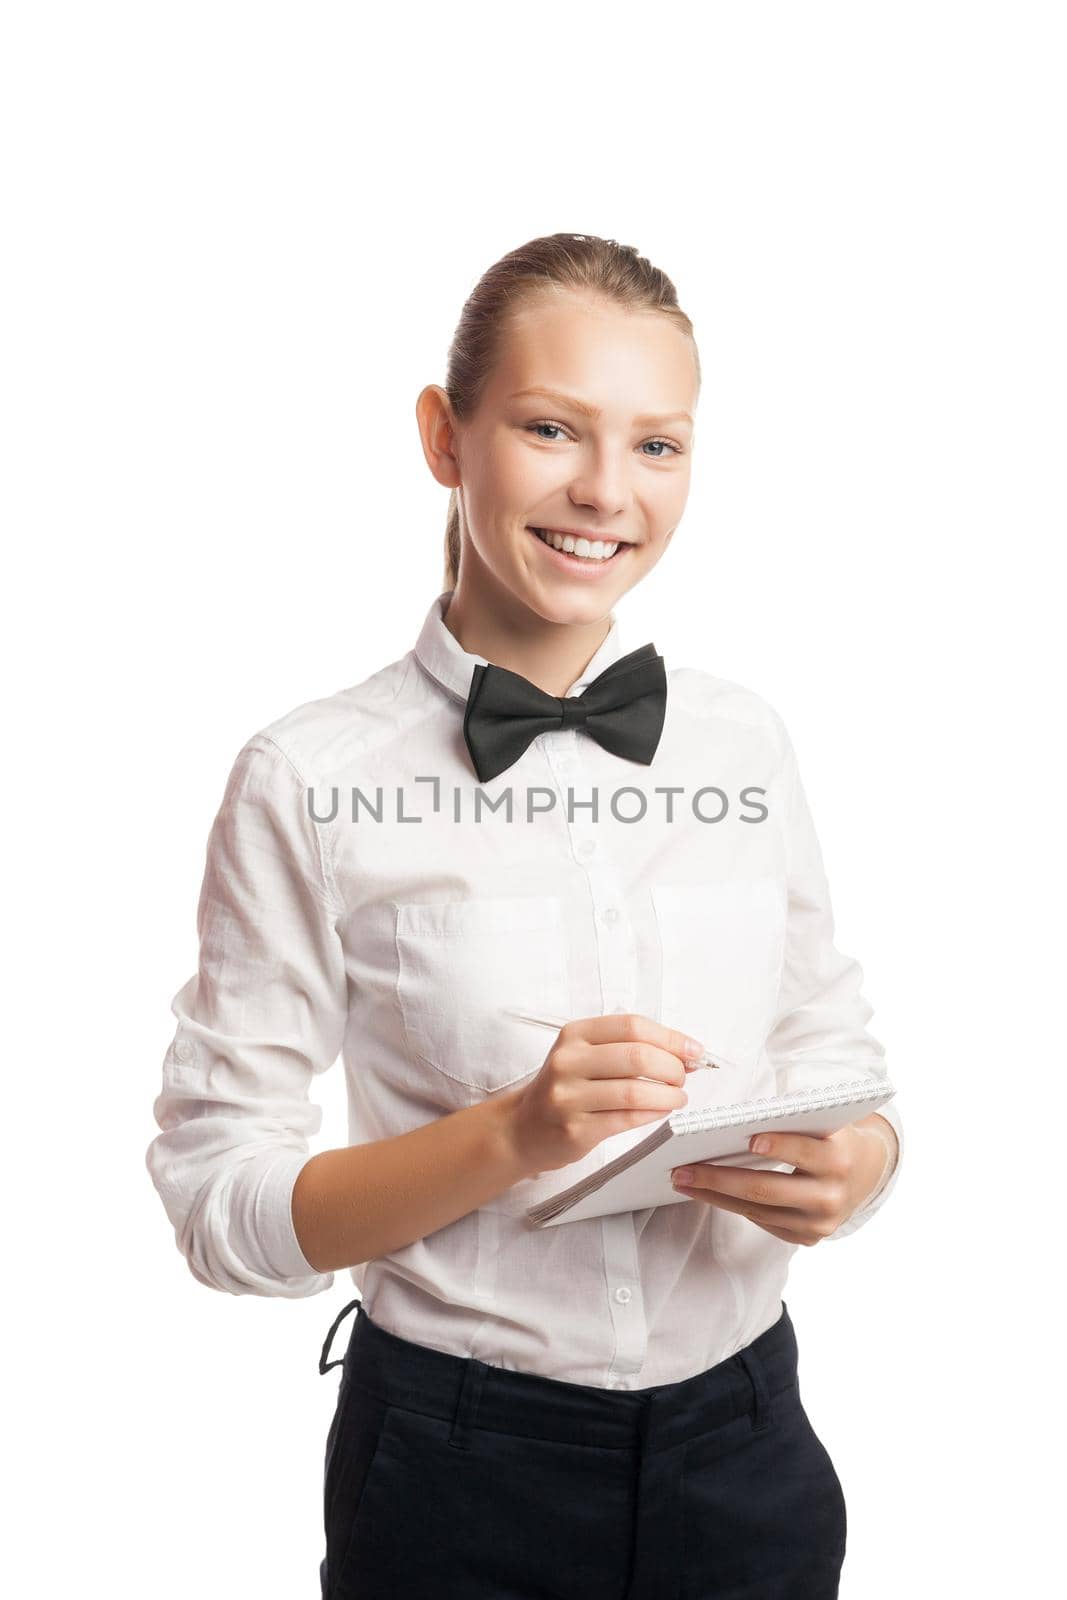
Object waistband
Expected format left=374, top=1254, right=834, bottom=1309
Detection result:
left=319, top=1298, right=800, bottom=1454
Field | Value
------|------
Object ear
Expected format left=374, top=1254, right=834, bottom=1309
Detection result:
left=416, top=385, right=462, bottom=490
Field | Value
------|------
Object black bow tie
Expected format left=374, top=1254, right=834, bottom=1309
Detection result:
left=463, top=642, right=667, bottom=783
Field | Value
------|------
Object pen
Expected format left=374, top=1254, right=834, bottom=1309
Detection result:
left=503, top=1009, right=744, bottom=1073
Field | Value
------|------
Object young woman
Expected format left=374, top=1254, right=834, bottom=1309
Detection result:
left=147, top=232, right=902, bottom=1599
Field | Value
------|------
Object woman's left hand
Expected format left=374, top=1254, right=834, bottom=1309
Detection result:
left=670, top=1118, right=895, bottom=1246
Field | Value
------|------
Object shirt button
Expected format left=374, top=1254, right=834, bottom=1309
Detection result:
left=614, top=1286, right=633, bottom=1305
left=578, top=838, right=596, bottom=857
left=602, top=906, right=619, bottom=923
left=607, top=1378, right=625, bottom=1390
left=174, top=1041, right=193, bottom=1063
left=612, top=1004, right=628, bottom=1014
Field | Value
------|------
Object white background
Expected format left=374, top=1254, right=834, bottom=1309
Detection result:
left=4, top=2, right=1063, bottom=1594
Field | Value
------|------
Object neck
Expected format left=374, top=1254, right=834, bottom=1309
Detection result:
left=444, top=569, right=612, bottom=699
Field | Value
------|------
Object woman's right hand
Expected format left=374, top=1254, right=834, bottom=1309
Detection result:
left=503, top=1013, right=706, bottom=1177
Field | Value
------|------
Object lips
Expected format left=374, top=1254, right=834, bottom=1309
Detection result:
left=526, top=525, right=631, bottom=578
left=532, top=528, right=621, bottom=561
left=534, top=528, right=631, bottom=543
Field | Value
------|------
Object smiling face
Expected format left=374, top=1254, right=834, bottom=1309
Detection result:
left=438, top=289, right=698, bottom=628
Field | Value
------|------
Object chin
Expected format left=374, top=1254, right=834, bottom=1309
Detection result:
left=521, top=585, right=618, bottom=627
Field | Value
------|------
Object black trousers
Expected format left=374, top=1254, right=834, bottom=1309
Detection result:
left=317, top=1297, right=847, bottom=1600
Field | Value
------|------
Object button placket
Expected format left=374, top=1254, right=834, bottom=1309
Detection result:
left=545, top=733, right=649, bottom=1387
left=545, top=733, right=599, bottom=868
left=601, top=1212, right=646, bottom=1381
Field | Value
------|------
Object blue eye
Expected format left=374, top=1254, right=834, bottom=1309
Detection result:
left=525, top=421, right=683, bottom=456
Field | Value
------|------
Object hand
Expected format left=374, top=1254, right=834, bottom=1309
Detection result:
left=669, top=1115, right=898, bottom=1247
left=506, top=1012, right=704, bottom=1178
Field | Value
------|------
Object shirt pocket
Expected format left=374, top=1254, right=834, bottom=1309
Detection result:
left=651, top=876, right=786, bottom=1097
left=394, top=894, right=571, bottom=1105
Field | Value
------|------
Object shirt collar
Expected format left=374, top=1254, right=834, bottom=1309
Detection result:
left=413, top=589, right=629, bottom=707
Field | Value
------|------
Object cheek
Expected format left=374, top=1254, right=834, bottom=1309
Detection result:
left=632, top=534, right=673, bottom=573
left=482, top=430, right=549, bottom=498
left=661, top=475, right=690, bottom=524
left=513, top=455, right=568, bottom=509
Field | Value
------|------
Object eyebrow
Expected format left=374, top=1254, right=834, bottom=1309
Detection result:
left=507, top=387, right=694, bottom=429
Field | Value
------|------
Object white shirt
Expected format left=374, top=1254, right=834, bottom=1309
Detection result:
left=146, top=589, right=903, bottom=1388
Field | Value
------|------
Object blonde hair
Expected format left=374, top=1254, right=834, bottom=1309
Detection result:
left=440, top=232, right=700, bottom=592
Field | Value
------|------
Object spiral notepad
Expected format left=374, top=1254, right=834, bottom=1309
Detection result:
left=525, top=1076, right=896, bottom=1228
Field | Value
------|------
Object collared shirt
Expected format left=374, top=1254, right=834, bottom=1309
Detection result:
left=146, top=589, right=903, bottom=1388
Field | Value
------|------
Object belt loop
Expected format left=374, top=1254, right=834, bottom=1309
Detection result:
left=448, top=1357, right=489, bottom=1451
left=735, top=1345, right=773, bottom=1432
left=318, top=1297, right=362, bottom=1375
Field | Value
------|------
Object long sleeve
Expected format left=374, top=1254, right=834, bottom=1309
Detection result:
left=766, top=727, right=903, bottom=1241
left=145, top=732, right=348, bottom=1296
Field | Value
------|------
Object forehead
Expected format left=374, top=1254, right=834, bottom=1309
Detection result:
left=484, top=291, right=698, bottom=417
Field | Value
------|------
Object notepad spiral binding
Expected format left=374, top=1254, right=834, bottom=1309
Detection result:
left=669, top=1076, right=894, bottom=1137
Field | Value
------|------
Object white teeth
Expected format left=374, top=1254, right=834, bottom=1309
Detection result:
left=534, top=528, right=620, bottom=560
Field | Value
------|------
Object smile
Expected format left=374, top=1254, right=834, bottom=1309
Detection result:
left=528, top=526, right=628, bottom=565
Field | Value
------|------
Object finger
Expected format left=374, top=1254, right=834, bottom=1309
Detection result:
left=745, top=1128, right=846, bottom=1177
left=563, top=1035, right=699, bottom=1090
left=578, top=1074, right=690, bottom=1117
left=757, top=1222, right=816, bottom=1246
left=672, top=1161, right=820, bottom=1213
left=566, top=1013, right=706, bottom=1074
left=673, top=1182, right=823, bottom=1234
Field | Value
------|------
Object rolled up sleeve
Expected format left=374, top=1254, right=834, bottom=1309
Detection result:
left=146, top=733, right=348, bottom=1296
left=766, top=728, right=903, bottom=1241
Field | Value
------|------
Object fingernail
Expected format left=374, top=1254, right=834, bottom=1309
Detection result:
left=673, top=1168, right=694, bottom=1185
left=751, top=1136, right=771, bottom=1154
left=683, top=1037, right=705, bottom=1058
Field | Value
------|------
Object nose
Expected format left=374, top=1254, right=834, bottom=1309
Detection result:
left=566, top=449, right=630, bottom=523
